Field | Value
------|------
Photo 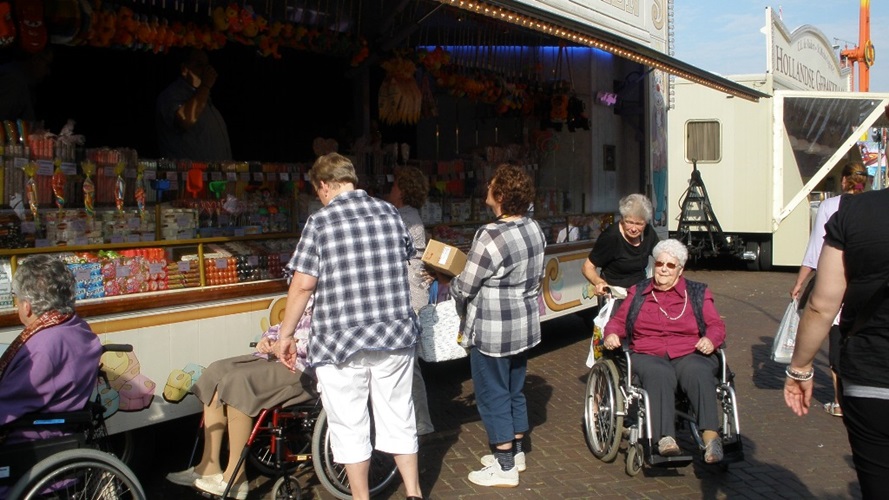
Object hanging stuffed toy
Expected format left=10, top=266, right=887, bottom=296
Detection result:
left=15, top=0, right=47, bottom=53
left=0, top=1, right=14, bottom=48
left=566, top=93, right=590, bottom=132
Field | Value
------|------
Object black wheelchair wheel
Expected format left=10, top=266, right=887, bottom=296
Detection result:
left=583, top=359, right=624, bottom=462
left=310, top=408, right=399, bottom=500
left=272, top=475, right=303, bottom=500
left=8, top=448, right=146, bottom=500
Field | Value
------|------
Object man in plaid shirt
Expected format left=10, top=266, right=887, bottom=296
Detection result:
left=277, top=153, right=423, bottom=500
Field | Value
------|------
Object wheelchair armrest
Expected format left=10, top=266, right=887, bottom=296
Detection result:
left=2, top=409, right=93, bottom=430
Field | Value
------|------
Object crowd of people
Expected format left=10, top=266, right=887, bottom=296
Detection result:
left=2, top=155, right=884, bottom=499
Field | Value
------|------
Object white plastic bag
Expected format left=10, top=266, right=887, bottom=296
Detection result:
left=417, top=300, right=468, bottom=362
left=585, top=298, right=616, bottom=368
left=771, top=299, right=799, bottom=364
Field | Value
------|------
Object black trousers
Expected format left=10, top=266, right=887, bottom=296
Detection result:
left=631, top=352, right=719, bottom=440
left=842, top=395, right=889, bottom=499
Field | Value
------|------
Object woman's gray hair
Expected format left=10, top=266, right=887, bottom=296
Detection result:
left=12, top=254, right=76, bottom=316
left=619, top=194, right=653, bottom=222
left=653, top=239, right=689, bottom=268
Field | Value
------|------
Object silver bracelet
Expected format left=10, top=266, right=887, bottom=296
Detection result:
left=785, top=366, right=815, bottom=381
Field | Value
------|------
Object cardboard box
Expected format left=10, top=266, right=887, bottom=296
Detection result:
left=422, top=239, right=467, bottom=277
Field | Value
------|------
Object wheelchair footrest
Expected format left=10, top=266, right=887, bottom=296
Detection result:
left=648, top=453, right=694, bottom=468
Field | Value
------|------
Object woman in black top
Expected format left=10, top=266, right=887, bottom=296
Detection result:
left=582, top=194, right=659, bottom=303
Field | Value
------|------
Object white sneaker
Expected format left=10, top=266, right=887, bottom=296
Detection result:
left=467, top=464, right=519, bottom=487
left=480, top=451, right=526, bottom=472
left=194, top=475, right=249, bottom=500
left=165, top=467, right=222, bottom=487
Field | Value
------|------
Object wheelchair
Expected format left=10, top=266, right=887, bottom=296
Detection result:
left=197, top=398, right=399, bottom=500
left=583, top=346, right=742, bottom=476
left=0, top=344, right=147, bottom=500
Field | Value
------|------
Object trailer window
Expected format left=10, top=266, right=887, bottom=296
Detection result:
left=686, top=120, right=720, bottom=163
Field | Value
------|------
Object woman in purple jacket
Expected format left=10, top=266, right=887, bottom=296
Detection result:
left=0, top=254, right=103, bottom=443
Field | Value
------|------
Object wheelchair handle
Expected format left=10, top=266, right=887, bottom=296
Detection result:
left=102, top=344, right=133, bottom=353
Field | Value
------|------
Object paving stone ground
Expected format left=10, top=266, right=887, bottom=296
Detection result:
left=149, top=267, right=861, bottom=499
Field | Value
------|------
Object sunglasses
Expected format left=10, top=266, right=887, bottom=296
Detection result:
left=654, top=261, right=681, bottom=270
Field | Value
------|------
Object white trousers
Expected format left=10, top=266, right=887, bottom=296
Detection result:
left=315, top=347, right=418, bottom=464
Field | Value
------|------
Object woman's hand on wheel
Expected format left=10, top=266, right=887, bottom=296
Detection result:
left=603, top=333, right=621, bottom=350
left=696, top=337, right=715, bottom=355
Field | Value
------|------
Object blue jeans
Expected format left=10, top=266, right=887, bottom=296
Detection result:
left=470, top=348, right=529, bottom=445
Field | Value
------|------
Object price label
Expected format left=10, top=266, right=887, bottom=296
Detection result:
left=280, top=172, right=290, bottom=181
left=61, top=162, right=77, bottom=176
left=148, top=262, right=165, bottom=274
left=126, top=234, right=141, bottom=243
left=142, top=233, right=156, bottom=242
left=104, top=166, right=116, bottom=177
left=125, top=168, right=137, bottom=179
left=110, top=235, right=124, bottom=244
left=20, top=221, right=36, bottom=234
left=215, top=258, right=228, bottom=269
left=116, top=265, right=131, bottom=277
left=76, top=269, right=92, bottom=282
left=252, top=172, right=264, bottom=182
left=36, top=160, right=54, bottom=176
left=128, top=218, right=141, bottom=230
left=234, top=228, right=245, bottom=237
left=13, top=157, right=28, bottom=169
left=247, top=256, right=259, bottom=267
left=35, top=239, right=51, bottom=247
left=144, top=169, right=157, bottom=180
left=226, top=172, right=237, bottom=181
left=166, top=171, right=179, bottom=181
left=239, top=172, right=250, bottom=182
left=176, top=215, right=193, bottom=227
left=74, top=237, right=89, bottom=246
left=178, top=261, right=191, bottom=273
left=210, top=172, right=223, bottom=181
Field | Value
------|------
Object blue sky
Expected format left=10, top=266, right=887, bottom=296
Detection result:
left=673, top=1, right=889, bottom=92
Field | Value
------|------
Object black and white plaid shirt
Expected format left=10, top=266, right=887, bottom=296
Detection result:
left=289, top=190, right=418, bottom=366
left=450, top=217, right=546, bottom=356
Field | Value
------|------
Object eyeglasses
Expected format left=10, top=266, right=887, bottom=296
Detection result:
left=654, top=261, right=681, bottom=270
left=621, top=219, right=646, bottom=228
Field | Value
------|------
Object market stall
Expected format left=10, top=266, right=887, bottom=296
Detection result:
left=0, top=0, right=765, bottom=438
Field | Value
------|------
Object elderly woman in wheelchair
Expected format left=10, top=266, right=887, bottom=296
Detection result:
left=0, top=255, right=145, bottom=499
left=166, top=299, right=317, bottom=499
left=585, top=239, right=740, bottom=474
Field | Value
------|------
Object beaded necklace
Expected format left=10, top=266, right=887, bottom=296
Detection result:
left=651, top=288, right=687, bottom=321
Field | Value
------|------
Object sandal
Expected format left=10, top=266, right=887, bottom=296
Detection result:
left=824, top=402, right=843, bottom=417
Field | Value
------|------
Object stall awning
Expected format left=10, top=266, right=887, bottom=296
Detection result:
left=438, top=0, right=771, bottom=102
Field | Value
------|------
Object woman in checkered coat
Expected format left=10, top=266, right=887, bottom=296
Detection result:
left=450, top=164, right=547, bottom=488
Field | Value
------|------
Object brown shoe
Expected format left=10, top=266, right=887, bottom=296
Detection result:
left=657, top=436, right=681, bottom=456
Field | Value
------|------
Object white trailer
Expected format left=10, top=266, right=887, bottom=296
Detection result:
left=667, top=7, right=888, bottom=269
left=668, top=81, right=889, bottom=269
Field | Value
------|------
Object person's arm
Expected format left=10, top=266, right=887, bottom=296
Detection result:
left=0, top=351, right=53, bottom=425
left=790, top=266, right=814, bottom=300
left=582, top=259, right=609, bottom=296
left=276, top=271, right=318, bottom=370
left=784, top=244, right=845, bottom=416
left=602, top=286, right=634, bottom=349
left=698, top=289, right=726, bottom=351
left=450, top=230, right=496, bottom=314
left=792, top=202, right=832, bottom=298
left=175, top=66, right=218, bottom=130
